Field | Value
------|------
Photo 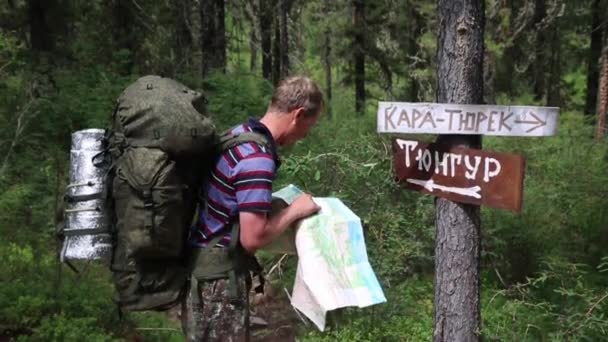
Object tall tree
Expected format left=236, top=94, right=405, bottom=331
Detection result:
left=27, top=0, right=56, bottom=52
left=201, top=0, right=226, bottom=77
left=532, top=0, right=547, bottom=101
left=280, top=0, right=292, bottom=79
left=272, top=1, right=281, bottom=85
left=586, top=0, right=603, bottom=116
left=260, top=0, right=273, bottom=81
left=434, top=0, right=484, bottom=340
left=546, top=15, right=561, bottom=106
left=322, top=0, right=332, bottom=118
left=352, top=0, right=365, bottom=114
left=597, top=36, right=608, bottom=140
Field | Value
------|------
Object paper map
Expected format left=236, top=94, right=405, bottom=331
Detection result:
left=269, top=185, right=386, bottom=331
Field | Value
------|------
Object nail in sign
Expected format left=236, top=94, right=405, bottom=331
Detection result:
left=393, top=139, right=526, bottom=212
left=378, top=102, right=559, bottom=136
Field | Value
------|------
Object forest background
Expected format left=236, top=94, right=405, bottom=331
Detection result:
left=1, top=0, right=608, bottom=340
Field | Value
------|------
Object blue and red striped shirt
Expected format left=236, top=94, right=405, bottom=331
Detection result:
left=190, top=118, right=280, bottom=248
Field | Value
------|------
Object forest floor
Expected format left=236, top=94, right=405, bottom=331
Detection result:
left=249, top=281, right=302, bottom=342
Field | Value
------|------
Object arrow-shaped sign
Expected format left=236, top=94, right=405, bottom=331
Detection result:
left=513, top=111, right=547, bottom=133
left=406, top=178, right=482, bottom=199
left=377, top=102, right=559, bottom=137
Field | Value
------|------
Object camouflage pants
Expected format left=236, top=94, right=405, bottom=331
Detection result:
left=181, top=276, right=250, bottom=342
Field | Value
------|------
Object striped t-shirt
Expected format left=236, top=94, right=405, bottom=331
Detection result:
left=190, top=118, right=280, bottom=248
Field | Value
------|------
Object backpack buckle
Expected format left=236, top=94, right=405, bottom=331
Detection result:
left=142, top=190, right=154, bottom=209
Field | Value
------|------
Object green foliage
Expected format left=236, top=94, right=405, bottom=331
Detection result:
left=1, top=0, right=607, bottom=340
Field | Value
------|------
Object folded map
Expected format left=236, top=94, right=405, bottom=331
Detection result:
left=268, top=185, right=386, bottom=331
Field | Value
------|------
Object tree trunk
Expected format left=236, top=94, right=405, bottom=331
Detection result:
left=546, top=18, right=561, bottom=107
left=597, top=44, right=608, bottom=141
left=434, top=0, right=484, bottom=340
left=260, top=0, right=273, bottom=81
left=407, top=2, right=422, bottom=101
left=586, top=0, right=603, bottom=116
left=353, top=0, right=365, bottom=115
left=201, top=0, right=226, bottom=78
left=112, top=0, right=135, bottom=74
left=187, top=0, right=203, bottom=77
left=532, top=0, right=546, bottom=102
left=280, top=0, right=291, bottom=79
left=27, top=0, right=55, bottom=52
left=272, top=1, right=281, bottom=85
left=244, top=0, right=259, bottom=72
left=322, top=0, right=332, bottom=118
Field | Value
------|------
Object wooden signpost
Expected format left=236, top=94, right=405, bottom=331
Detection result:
left=392, top=139, right=525, bottom=212
left=378, top=102, right=559, bottom=137
left=379, top=103, right=559, bottom=212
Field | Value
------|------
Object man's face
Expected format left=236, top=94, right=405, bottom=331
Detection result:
left=282, top=108, right=320, bottom=146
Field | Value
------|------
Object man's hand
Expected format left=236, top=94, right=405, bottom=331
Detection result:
left=239, top=193, right=320, bottom=254
left=290, top=193, right=321, bottom=219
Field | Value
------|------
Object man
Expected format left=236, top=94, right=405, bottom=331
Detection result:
left=182, top=76, right=324, bottom=341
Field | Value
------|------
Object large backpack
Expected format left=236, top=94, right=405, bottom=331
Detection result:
left=105, top=75, right=268, bottom=312
left=107, top=75, right=217, bottom=311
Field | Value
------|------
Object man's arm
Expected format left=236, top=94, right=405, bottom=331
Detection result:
left=239, top=194, right=320, bottom=254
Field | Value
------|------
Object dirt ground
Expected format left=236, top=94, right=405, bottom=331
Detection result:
left=249, top=281, right=303, bottom=342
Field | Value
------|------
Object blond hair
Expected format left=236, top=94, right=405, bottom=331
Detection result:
left=269, top=76, right=324, bottom=117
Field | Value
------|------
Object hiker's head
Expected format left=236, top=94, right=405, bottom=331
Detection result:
left=266, top=76, right=324, bottom=146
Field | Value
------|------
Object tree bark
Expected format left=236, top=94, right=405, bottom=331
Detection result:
left=585, top=0, right=603, bottom=116
left=260, top=0, right=273, bottom=81
left=111, top=0, right=135, bottom=74
left=434, top=0, right=484, bottom=341
left=244, top=0, right=259, bottom=72
left=187, top=0, right=203, bottom=77
left=280, top=0, right=291, bottom=79
left=407, top=2, right=422, bottom=101
left=546, top=18, right=561, bottom=107
left=201, top=0, right=226, bottom=78
left=532, top=0, right=546, bottom=102
left=27, top=0, right=55, bottom=52
left=272, top=1, right=281, bottom=85
left=353, top=0, right=365, bottom=115
left=596, top=44, right=608, bottom=141
left=322, top=0, right=332, bottom=119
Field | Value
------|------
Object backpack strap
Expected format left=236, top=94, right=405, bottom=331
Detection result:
left=218, top=131, right=269, bottom=152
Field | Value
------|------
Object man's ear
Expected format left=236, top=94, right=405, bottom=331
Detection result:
left=293, top=107, right=306, bottom=123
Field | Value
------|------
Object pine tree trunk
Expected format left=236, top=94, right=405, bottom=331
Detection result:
left=244, top=0, right=259, bottom=72
left=353, top=0, right=365, bottom=115
left=280, top=0, right=291, bottom=79
left=323, top=0, right=332, bottom=118
left=28, top=0, right=55, bottom=52
left=532, top=0, right=546, bottom=102
left=407, top=2, right=422, bottom=101
left=188, top=0, right=203, bottom=77
left=434, top=0, right=484, bottom=340
left=201, top=0, right=226, bottom=78
left=260, top=0, right=273, bottom=81
left=547, top=19, right=561, bottom=107
left=272, top=1, right=281, bottom=85
left=596, top=44, right=608, bottom=141
left=111, top=0, right=135, bottom=74
left=586, top=0, right=603, bottom=116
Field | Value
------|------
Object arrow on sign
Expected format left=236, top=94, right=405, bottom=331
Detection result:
left=513, top=111, right=547, bottom=133
left=406, top=178, right=482, bottom=199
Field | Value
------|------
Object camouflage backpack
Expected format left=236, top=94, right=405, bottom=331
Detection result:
left=105, top=75, right=268, bottom=313
left=106, top=75, right=217, bottom=312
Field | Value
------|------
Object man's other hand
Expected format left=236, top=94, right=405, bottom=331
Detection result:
left=290, top=193, right=321, bottom=219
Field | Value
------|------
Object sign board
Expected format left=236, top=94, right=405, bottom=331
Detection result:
left=393, top=139, right=525, bottom=212
left=378, top=102, right=559, bottom=136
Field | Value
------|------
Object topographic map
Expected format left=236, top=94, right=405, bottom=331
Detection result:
left=267, top=185, right=386, bottom=331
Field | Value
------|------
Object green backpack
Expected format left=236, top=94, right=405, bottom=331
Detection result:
left=105, top=75, right=268, bottom=312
